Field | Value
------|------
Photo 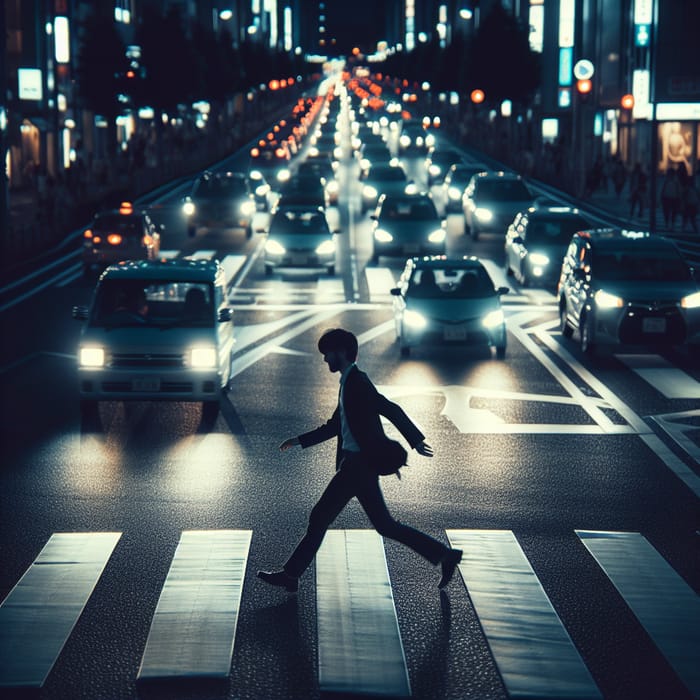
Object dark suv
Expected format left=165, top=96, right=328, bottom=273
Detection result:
left=182, top=171, right=256, bottom=238
left=557, top=229, right=700, bottom=355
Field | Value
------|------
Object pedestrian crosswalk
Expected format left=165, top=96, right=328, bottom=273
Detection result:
left=0, top=528, right=697, bottom=697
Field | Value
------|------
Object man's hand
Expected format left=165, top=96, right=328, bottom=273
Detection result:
left=279, top=437, right=300, bottom=451
left=414, top=441, right=433, bottom=457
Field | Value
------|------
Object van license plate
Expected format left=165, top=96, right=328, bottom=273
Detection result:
left=133, top=378, right=161, bottom=392
left=643, top=318, right=666, bottom=333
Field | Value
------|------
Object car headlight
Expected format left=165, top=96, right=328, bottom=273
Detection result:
left=429, top=164, right=441, bottom=177
left=363, top=184, right=378, bottom=199
left=182, top=200, right=195, bottom=216
left=316, top=239, right=336, bottom=255
left=399, top=135, right=410, bottom=147
left=425, top=133, right=435, bottom=147
left=265, top=239, right=286, bottom=255
left=240, top=200, right=256, bottom=216
left=374, top=228, right=393, bottom=243
left=190, top=346, right=217, bottom=369
left=404, top=309, right=428, bottom=329
left=681, top=291, right=700, bottom=309
left=428, top=228, right=446, bottom=244
left=448, top=186, right=462, bottom=200
left=595, top=290, right=624, bottom=309
left=482, top=309, right=505, bottom=329
left=80, top=346, right=105, bottom=368
left=529, top=252, right=550, bottom=266
left=360, top=157, right=371, bottom=171
left=474, top=207, right=493, bottom=222
left=276, top=168, right=291, bottom=183
left=255, top=183, right=270, bottom=197
left=326, top=180, right=339, bottom=194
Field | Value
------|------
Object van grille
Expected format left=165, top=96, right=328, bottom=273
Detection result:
left=110, top=353, right=186, bottom=368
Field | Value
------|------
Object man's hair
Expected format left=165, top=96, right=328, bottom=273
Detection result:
left=318, top=328, right=358, bottom=361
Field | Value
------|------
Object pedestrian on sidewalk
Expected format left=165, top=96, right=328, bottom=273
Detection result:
left=629, top=163, right=647, bottom=217
left=660, top=167, right=682, bottom=229
left=257, top=327, right=463, bottom=593
left=611, top=155, right=627, bottom=198
left=681, top=176, right=698, bottom=233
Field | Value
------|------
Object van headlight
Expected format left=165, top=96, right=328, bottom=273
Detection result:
left=595, top=290, right=624, bottom=309
left=474, top=207, right=493, bottom=223
left=182, top=200, right=195, bottom=217
left=190, top=346, right=217, bottom=369
left=428, top=229, right=446, bottom=243
left=316, top=239, right=336, bottom=255
left=404, top=310, right=427, bottom=329
left=681, top=291, right=700, bottom=309
left=482, top=309, right=505, bottom=329
left=80, top=346, right=105, bottom=368
left=448, top=186, right=462, bottom=201
left=363, top=184, right=378, bottom=199
left=374, top=228, right=393, bottom=243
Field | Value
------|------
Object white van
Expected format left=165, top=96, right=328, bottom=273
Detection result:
left=73, top=259, right=234, bottom=418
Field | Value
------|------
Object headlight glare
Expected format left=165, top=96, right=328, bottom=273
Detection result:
left=595, top=290, right=624, bottom=309
left=428, top=228, right=446, bottom=244
left=265, top=239, right=286, bottom=255
left=475, top=207, right=493, bottom=222
left=80, top=346, right=105, bottom=368
left=482, top=309, right=505, bottom=329
left=316, top=239, right=336, bottom=255
left=182, top=200, right=195, bottom=216
left=529, top=252, right=550, bottom=266
left=363, top=185, right=378, bottom=199
left=191, top=346, right=217, bottom=369
left=240, top=200, right=256, bottom=216
left=374, top=228, right=393, bottom=243
left=681, top=291, right=700, bottom=309
left=404, top=309, right=428, bottom=329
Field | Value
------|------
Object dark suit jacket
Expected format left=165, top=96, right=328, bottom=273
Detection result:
left=298, top=365, right=424, bottom=468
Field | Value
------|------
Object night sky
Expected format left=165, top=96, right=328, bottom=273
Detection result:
left=322, top=0, right=389, bottom=55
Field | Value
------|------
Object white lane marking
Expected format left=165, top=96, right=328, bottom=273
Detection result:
left=0, top=532, right=122, bottom=688
left=615, top=354, right=700, bottom=399
left=648, top=410, right=700, bottom=465
left=220, top=254, right=247, bottom=286
left=158, top=249, right=180, bottom=260
left=446, top=530, right=601, bottom=699
left=316, top=530, right=410, bottom=697
left=185, top=250, right=217, bottom=260
left=138, top=530, right=251, bottom=679
left=578, top=531, right=700, bottom=697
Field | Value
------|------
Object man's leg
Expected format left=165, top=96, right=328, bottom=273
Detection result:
left=282, top=466, right=356, bottom=578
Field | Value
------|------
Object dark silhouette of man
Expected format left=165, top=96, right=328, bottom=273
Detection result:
left=257, top=328, right=462, bottom=593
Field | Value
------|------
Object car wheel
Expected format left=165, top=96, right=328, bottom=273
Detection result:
left=495, top=344, right=506, bottom=359
left=264, top=264, right=273, bottom=276
left=560, top=304, right=573, bottom=338
left=580, top=315, right=596, bottom=355
left=187, top=225, right=196, bottom=238
left=505, top=260, right=513, bottom=276
left=471, top=225, right=479, bottom=241
left=400, top=345, right=410, bottom=357
left=245, top=225, right=253, bottom=239
left=327, top=265, right=335, bottom=276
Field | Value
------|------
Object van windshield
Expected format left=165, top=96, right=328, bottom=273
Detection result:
left=91, top=280, right=214, bottom=327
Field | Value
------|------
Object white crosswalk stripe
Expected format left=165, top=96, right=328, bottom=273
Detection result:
left=615, top=354, right=700, bottom=399
left=1, top=528, right=696, bottom=697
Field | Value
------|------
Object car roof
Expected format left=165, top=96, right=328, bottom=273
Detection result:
left=575, top=228, right=681, bottom=251
left=474, top=170, right=522, bottom=181
left=408, top=255, right=484, bottom=270
left=99, top=259, right=224, bottom=283
left=524, top=206, right=585, bottom=219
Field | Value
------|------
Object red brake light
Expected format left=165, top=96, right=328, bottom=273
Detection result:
left=107, top=233, right=123, bottom=245
left=84, top=229, right=93, bottom=239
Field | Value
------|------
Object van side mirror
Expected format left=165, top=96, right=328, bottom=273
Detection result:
left=218, top=308, right=233, bottom=322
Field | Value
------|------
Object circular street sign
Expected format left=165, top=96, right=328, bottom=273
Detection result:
left=574, top=59, right=595, bottom=80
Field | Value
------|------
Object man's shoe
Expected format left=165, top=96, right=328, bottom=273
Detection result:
left=437, top=549, right=463, bottom=589
left=257, top=570, right=298, bottom=593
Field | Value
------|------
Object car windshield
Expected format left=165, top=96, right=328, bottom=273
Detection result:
left=93, top=215, right=142, bottom=236
left=407, top=267, right=495, bottom=299
left=370, top=167, right=405, bottom=181
left=381, top=199, right=438, bottom=221
left=272, top=210, right=329, bottom=234
left=527, top=218, right=589, bottom=244
left=477, top=180, right=531, bottom=201
left=91, top=280, right=214, bottom=327
left=195, top=177, right=247, bottom=197
left=592, top=249, right=692, bottom=281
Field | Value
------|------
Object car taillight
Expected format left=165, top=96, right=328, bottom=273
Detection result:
left=107, top=233, right=123, bottom=245
left=142, top=234, right=153, bottom=246
left=92, top=236, right=102, bottom=244
left=84, top=229, right=93, bottom=239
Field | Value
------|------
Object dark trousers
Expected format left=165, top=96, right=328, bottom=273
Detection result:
left=283, top=453, right=448, bottom=577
